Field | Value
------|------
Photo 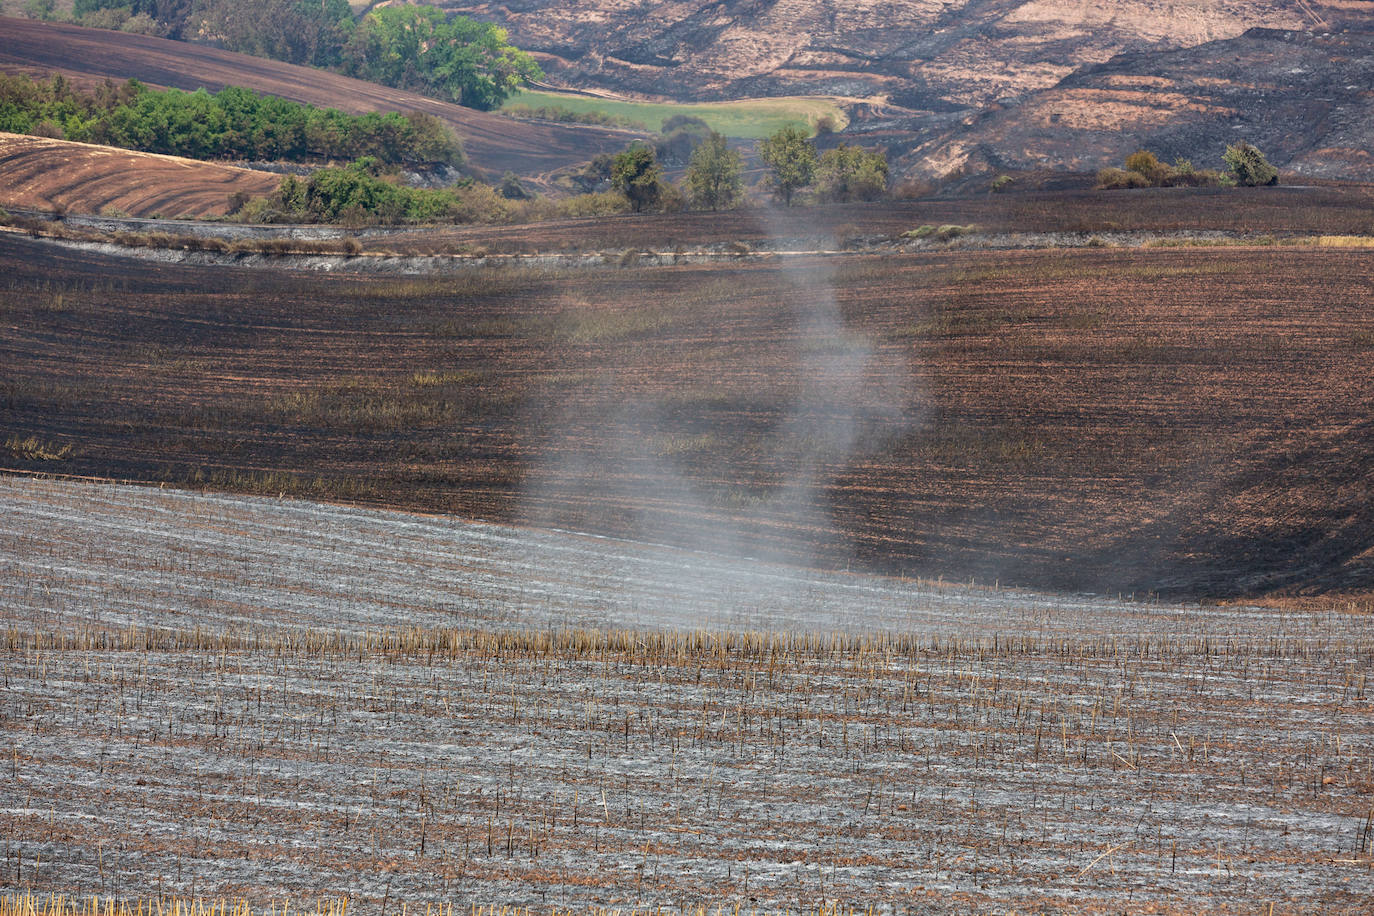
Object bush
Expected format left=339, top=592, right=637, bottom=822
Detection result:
left=655, top=115, right=711, bottom=167
left=552, top=191, right=631, bottom=219
left=1097, top=167, right=1151, bottom=190
left=814, top=143, right=888, bottom=203
left=989, top=174, right=1014, bottom=193
left=1124, top=149, right=1165, bottom=183
left=1223, top=141, right=1278, bottom=186
left=1101, top=148, right=1235, bottom=190
left=0, top=74, right=463, bottom=167
left=903, top=224, right=973, bottom=242
left=500, top=171, right=531, bottom=200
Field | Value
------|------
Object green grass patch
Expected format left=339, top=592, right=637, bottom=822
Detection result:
left=500, top=90, right=847, bottom=139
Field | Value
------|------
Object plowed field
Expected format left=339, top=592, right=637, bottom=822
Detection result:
left=0, top=17, right=637, bottom=184
left=4, top=231, right=1374, bottom=598
left=0, top=132, right=281, bottom=218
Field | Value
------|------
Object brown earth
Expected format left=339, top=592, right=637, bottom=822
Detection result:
left=0, top=132, right=282, bottom=218
left=371, top=184, right=1374, bottom=254
left=5, top=188, right=1374, bottom=599
left=0, top=17, right=641, bottom=186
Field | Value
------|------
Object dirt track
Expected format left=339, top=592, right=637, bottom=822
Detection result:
left=0, top=17, right=638, bottom=184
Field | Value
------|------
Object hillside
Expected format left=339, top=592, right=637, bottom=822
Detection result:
left=437, top=1, right=1374, bottom=181
left=6, top=192, right=1374, bottom=598
left=0, top=132, right=281, bottom=218
left=0, top=17, right=639, bottom=185
left=441, top=0, right=1332, bottom=107
left=906, top=24, right=1374, bottom=181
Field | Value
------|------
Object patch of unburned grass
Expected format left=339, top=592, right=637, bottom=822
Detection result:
left=410, top=369, right=483, bottom=388
left=1313, top=235, right=1374, bottom=249
left=654, top=431, right=720, bottom=458
left=4, top=434, right=74, bottom=462
left=500, top=89, right=847, bottom=138
left=903, top=224, right=975, bottom=243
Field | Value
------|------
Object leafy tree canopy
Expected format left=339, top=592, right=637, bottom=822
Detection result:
left=342, top=5, right=542, bottom=110
left=685, top=132, right=742, bottom=211
left=0, top=73, right=462, bottom=167
left=610, top=142, right=664, bottom=212
left=758, top=125, right=816, bottom=206
left=814, top=143, right=888, bottom=203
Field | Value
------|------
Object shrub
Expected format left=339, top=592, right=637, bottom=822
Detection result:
left=814, top=143, right=888, bottom=203
left=499, top=172, right=531, bottom=200
left=990, top=174, right=1014, bottom=193
left=1124, top=149, right=1165, bottom=183
left=554, top=191, right=631, bottom=219
left=1223, top=141, right=1278, bottom=186
left=902, top=224, right=973, bottom=242
left=1096, top=167, right=1150, bottom=190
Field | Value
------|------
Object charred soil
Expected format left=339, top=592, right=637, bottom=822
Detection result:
left=5, top=188, right=1374, bottom=599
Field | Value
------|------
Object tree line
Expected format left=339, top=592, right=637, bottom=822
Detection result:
left=609, top=122, right=890, bottom=212
left=0, top=74, right=463, bottom=166
left=29, top=0, right=542, bottom=111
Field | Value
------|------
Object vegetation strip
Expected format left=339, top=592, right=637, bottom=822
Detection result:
left=0, top=75, right=462, bottom=167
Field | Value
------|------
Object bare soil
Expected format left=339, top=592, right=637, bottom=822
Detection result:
left=4, top=219, right=1374, bottom=599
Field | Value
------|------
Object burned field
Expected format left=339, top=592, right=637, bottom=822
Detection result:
left=2, top=477, right=1373, bottom=913
left=4, top=231, right=1374, bottom=597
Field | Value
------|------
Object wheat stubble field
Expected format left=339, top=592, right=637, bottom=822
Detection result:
left=2, top=476, right=1372, bottom=913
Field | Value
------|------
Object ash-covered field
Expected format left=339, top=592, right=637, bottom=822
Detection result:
left=2, top=476, right=1372, bottom=913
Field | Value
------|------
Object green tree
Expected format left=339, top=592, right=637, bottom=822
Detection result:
left=685, top=131, right=742, bottom=211
left=814, top=143, right=888, bottom=202
left=22, top=0, right=58, bottom=20
left=1223, top=141, right=1278, bottom=186
left=342, top=5, right=541, bottom=110
left=758, top=125, right=816, bottom=206
left=610, top=143, right=663, bottom=212
left=192, top=0, right=355, bottom=67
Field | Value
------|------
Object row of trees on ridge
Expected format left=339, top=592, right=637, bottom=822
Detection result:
left=0, top=73, right=463, bottom=166
left=28, top=0, right=541, bottom=110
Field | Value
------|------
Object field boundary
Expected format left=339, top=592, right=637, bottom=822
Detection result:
left=6, top=223, right=1357, bottom=275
